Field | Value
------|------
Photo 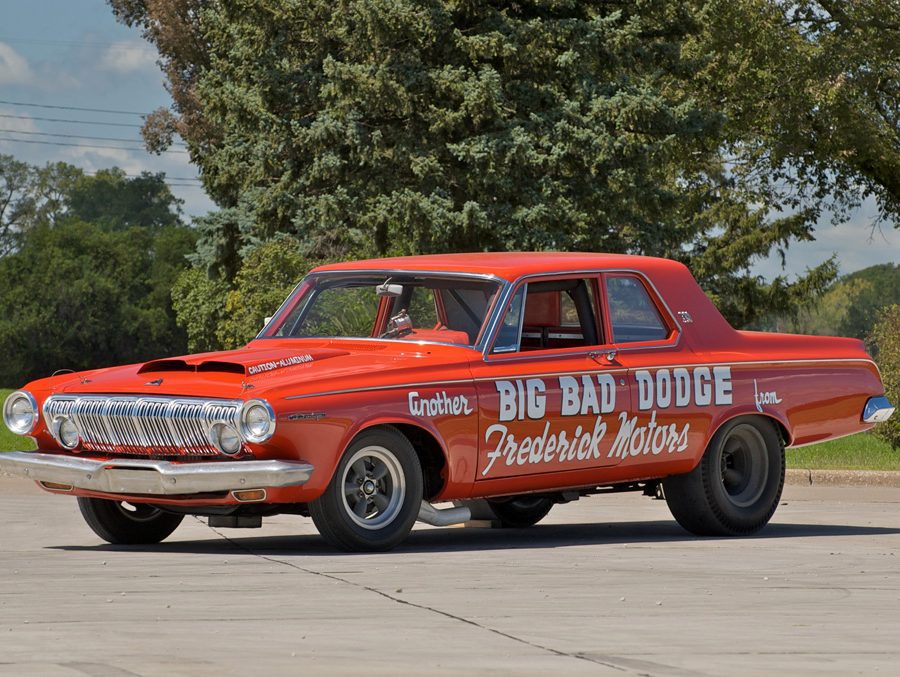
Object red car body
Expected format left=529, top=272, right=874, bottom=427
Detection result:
left=2, top=252, right=893, bottom=550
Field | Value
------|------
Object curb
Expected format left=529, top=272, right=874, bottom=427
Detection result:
left=786, top=468, right=900, bottom=488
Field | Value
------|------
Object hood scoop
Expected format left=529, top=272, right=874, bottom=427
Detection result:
left=137, top=359, right=245, bottom=375
left=138, top=347, right=350, bottom=377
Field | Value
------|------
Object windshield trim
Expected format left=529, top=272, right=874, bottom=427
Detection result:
left=255, top=269, right=510, bottom=351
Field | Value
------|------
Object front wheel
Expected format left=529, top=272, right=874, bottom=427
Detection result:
left=309, top=427, right=423, bottom=552
left=77, top=498, right=184, bottom=544
left=663, top=416, right=784, bottom=536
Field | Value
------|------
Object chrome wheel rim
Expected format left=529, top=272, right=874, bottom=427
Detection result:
left=340, top=446, right=406, bottom=530
left=716, top=425, right=769, bottom=508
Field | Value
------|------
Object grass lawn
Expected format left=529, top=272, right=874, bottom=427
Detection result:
left=786, top=432, right=899, bottom=471
left=0, top=388, right=896, bottom=469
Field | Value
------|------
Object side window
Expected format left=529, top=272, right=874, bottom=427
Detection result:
left=559, top=293, right=580, bottom=326
left=405, top=287, right=438, bottom=328
left=605, top=275, right=669, bottom=343
left=492, top=286, right=526, bottom=353
left=492, top=277, right=601, bottom=353
left=440, top=287, right=494, bottom=343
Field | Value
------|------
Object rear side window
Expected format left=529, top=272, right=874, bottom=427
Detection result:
left=605, top=275, right=669, bottom=343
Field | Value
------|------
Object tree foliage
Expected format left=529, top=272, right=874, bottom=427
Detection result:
left=1, top=156, right=184, bottom=250
left=111, top=0, right=888, bottom=334
left=871, top=305, right=900, bottom=449
left=694, top=0, right=899, bottom=225
left=0, top=156, right=82, bottom=256
left=0, top=157, right=195, bottom=386
left=172, top=234, right=311, bottom=351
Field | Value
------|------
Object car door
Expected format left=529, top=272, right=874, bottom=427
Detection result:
left=597, top=272, right=708, bottom=468
left=469, top=273, right=631, bottom=481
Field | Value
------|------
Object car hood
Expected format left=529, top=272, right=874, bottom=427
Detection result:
left=44, top=340, right=477, bottom=401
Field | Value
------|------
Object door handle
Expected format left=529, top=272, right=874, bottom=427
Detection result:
left=589, top=349, right=618, bottom=364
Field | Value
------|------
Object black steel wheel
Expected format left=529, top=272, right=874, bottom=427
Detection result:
left=663, top=416, right=784, bottom=536
left=487, top=495, right=554, bottom=528
left=309, top=426, right=423, bottom=552
left=77, top=497, right=184, bottom=544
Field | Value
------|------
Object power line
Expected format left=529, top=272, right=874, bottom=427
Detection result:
left=0, top=99, right=146, bottom=116
left=0, top=136, right=188, bottom=154
left=0, top=127, right=187, bottom=147
left=0, top=113, right=142, bottom=129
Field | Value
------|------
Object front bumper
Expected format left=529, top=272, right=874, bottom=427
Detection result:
left=0, top=451, right=313, bottom=496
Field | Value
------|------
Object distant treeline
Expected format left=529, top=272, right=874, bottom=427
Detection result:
left=753, top=264, right=900, bottom=343
left=0, top=155, right=195, bottom=386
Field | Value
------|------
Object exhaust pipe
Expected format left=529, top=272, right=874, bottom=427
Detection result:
left=417, top=501, right=471, bottom=527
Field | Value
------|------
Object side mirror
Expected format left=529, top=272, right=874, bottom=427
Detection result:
left=263, top=316, right=272, bottom=330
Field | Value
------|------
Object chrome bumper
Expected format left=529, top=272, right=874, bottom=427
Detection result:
left=863, top=396, right=895, bottom=424
left=0, top=451, right=313, bottom=496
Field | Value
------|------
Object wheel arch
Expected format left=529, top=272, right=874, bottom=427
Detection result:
left=708, top=409, right=792, bottom=450
left=350, top=421, right=448, bottom=501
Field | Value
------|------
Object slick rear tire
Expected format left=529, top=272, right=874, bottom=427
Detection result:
left=662, top=416, right=784, bottom=536
left=77, top=497, right=184, bottom=545
left=486, top=496, right=554, bottom=528
left=309, top=426, right=423, bottom=552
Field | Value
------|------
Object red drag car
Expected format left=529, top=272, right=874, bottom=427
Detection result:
left=1, top=253, right=894, bottom=551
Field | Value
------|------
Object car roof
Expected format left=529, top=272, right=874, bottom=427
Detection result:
left=312, top=252, right=685, bottom=282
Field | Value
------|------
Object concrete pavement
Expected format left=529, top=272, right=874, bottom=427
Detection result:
left=1, top=477, right=899, bottom=676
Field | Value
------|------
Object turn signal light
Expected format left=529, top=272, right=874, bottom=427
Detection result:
left=39, top=481, right=73, bottom=492
left=231, top=489, right=267, bottom=502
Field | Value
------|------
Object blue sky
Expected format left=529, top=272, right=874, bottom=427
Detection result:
left=0, top=0, right=896, bottom=279
left=0, top=0, right=213, bottom=217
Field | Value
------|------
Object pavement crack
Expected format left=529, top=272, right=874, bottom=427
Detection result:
left=197, top=518, right=645, bottom=674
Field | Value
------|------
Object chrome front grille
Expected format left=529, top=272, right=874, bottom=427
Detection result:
left=43, top=395, right=243, bottom=456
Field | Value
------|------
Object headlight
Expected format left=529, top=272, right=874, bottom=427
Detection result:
left=240, top=399, right=276, bottom=443
left=3, top=391, right=38, bottom=435
left=51, top=415, right=81, bottom=450
left=209, top=422, right=242, bottom=455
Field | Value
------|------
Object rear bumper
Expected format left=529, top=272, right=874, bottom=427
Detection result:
left=863, top=396, right=895, bottom=424
left=0, top=451, right=313, bottom=496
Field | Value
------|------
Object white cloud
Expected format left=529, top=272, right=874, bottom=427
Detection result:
left=751, top=199, right=899, bottom=281
left=99, top=41, right=157, bottom=74
left=0, top=42, right=34, bottom=85
left=0, top=108, right=38, bottom=133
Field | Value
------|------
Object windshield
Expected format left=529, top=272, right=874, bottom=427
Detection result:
left=264, top=273, right=503, bottom=347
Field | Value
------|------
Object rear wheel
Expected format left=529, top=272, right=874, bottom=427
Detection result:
left=309, top=427, right=423, bottom=552
left=77, top=497, right=184, bottom=544
left=487, top=495, right=554, bottom=528
left=663, top=417, right=784, bottom=536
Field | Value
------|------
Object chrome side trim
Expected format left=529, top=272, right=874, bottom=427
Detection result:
left=863, top=396, right=895, bottom=424
left=283, top=357, right=878, bottom=401
left=307, top=269, right=504, bottom=282
left=0, top=451, right=313, bottom=496
left=285, top=378, right=478, bottom=400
